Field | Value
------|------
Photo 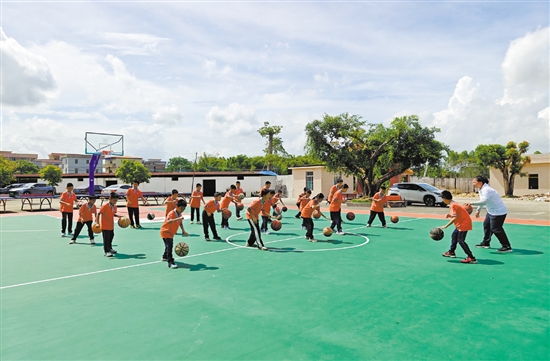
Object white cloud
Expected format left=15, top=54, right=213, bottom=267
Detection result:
left=95, top=32, right=170, bottom=56
left=314, top=72, right=329, bottom=83
left=120, top=123, right=166, bottom=159
left=152, top=106, right=185, bottom=125
left=206, top=103, right=260, bottom=137
left=0, top=28, right=57, bottom=106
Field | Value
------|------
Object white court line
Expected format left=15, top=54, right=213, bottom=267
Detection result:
left=0, top=218, right=420, bottom=290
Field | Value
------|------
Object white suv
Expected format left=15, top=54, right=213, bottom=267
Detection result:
left=388, top=182, right=445, bottom=207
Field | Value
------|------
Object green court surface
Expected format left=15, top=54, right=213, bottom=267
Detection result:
left=1, top=213, right=548, bottom=360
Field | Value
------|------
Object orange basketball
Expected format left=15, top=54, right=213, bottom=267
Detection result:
left=92, top=223, right=102, bottom=234
left=118, top=217, right=130, bottom=228
left=322, top=227, right=333, bottom=237
left=346, top=212, right=355, bottom=221
left=313, top=210, right=321, bottom=219
left=391, top=215, right=399, bottom=223
left=222, top=209, right=232, bottom=219
left=236, top=203, right=244, bottom=211
left=271, top=220, right=282, bottom=231
left=463, top=204, right=473, bottom=215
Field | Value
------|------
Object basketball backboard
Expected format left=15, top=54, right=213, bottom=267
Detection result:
left=85, top=132, right=124, bottom=156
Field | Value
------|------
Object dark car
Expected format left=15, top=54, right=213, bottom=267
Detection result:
left=9, top=183, right=57, bottom=196
left=74, top=184, right=105, bottom=195
left=0, top=183, right=24, bottom=194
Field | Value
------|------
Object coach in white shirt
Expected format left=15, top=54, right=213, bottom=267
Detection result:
left=465, top=176, right=512, bottom=253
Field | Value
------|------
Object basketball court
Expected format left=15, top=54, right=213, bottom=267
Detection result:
left=1, top=209, right=548, bottom=360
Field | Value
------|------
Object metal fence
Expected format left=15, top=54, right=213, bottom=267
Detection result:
left=410, top=176, right=475, bottom=193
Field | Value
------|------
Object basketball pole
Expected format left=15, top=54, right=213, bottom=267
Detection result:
left=190, top=152, right=197, bottom=195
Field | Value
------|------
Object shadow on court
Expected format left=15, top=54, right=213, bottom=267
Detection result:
left=176, top=262, right=219, bottom=271
left=114, top=253, right=147, bottom=260
left=490, top=248, right=543, bottom=256
left=447, top=259, right=505, bottom=266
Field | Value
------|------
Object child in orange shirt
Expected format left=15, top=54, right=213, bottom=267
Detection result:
left=60, top=183, right=77, bottom=237
left=440, top=190, right=477, bottom=264
left=190, top=183, right=206, bottom=224
left=234, top=181, right=245, bottom=220
left=329, top=184, right=348, bottom=235
left=203, top=192, right=222, bottom=241
left=165, top=189, right=179, bottom=216
left=298, top=189, right=312, bottom=228
left=295, top=187, right=308, bottom=218
left=246, top=189, right=273, bottom=250
left=270, top=189, right=286, bottom=216
left=327, top=179, right=343, bottom=204
left=126, top=181, right=149, bottom=229
left=97, top=192, right=121, bottom=257
left=69, top=196, right=98, bottom=244
left=367, top=186, right=387, bottom=228
left=302, top=193, right=329, bottom=242
left=261, top=189, right=276, bottom=234
left=221, top=185, right=238, bottom=230
left=161, top=199, right=189, bottom=269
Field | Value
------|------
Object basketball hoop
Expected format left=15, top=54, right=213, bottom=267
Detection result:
left=102, top=150, right=113, bottom=159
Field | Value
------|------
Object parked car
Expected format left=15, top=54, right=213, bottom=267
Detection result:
left=0, top=183, right=24, bottom=194
left=388, top=182, right=445, bottom=207
left=100, top=184, right=131, bottom=197
left=9, top=183, right=56, bottom=196
left=74, top=184, right=105, bottom=195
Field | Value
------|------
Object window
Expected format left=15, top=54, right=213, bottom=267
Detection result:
left=86, top=160, right=90, bottom=164
left=78, top=177, right=84, bottom=182
left=237, top=175, right=244, bottom=180
left=171, top=176, right=179, bottom=181
left=306, top=171, right=314, bottom=190
left=529, top=174, right=539, bottom=189
left=74, top=168, right=78, bottom=173
left=75, top=159, right=78, bottom=164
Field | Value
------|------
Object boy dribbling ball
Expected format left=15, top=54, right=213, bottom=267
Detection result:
left=440, top=190, right=477, bottom=264
left=97, top=192, right=121, bottom=257
left=60, top=183, right=77, bottom=237
left=160, top=199, right=189, bottom=269
left=69, top=196, right=98, bottom=244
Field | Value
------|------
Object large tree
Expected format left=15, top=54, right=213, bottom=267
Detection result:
left=39, top=165, right=62, bottom=187
left=0, top=157, right=16, bottom=187
left=115, top=160, right=151, bottom=184
left=166, top=157, right=194, bottom=172
left=305, top=113, right=445, bottom=196
left=475, top=141, right=530, bottom=196
left=14, top=160, right=40, bottom=174
left=258, top=121, right=287, bottom=170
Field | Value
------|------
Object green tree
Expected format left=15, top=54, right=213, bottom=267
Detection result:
left=258, top=122, right=287, bottom=169
left=14, top=160, right=40, bottom=174
left=39, top=165, right=62, bottom=187
left=115, top=160, right=151, bottom=184
left=0, top=157, right=16, bottom=187
left=445, top=150, right=489, bottom=178
left=305, top=113, right=445, bottom=196
left=475, top=141, right=531, bottom=196
left=226, top=154, right=250, bottom=171
left=196, top=153, right=227, bottom=171
left=166, top=157, right=194, bottom=172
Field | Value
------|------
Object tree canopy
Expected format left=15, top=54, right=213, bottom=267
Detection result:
left=305, top=113, right=446, bottom=196
left=14, top=160, right=40, bottom=174
left=165, top=157, right=194, bottom=172
left=115, top=160, right=151, bottom=184
left=39, top=165, right=62, bottom=187
left=0, top=157, right=16, bottom=187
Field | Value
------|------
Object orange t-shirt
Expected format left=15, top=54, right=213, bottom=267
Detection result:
left=450, top=202, right=473, bottom=232
left=160, top=209, right=182, bottom=238
left=328, top=185, right=338, bottom=202
left=246, top=197, right=264, bottom=220
left=99, top=203, right=117, bottom=231
left=60, top=191, right=77, bottom=213
left=204, top=199, right=220, bottom=215
left=270, top=193, right=281, bottom=206
left=165, top=196, right=178, bottom=216
left=79, top=203, right=97, bottom=222
left=261, top=198, right=272, bottom=216
left=299, top=197, right=311, bottom=210
left=370, top=192, right=386, bottom=212
left=329, top=190, right=345, bottom=212
left=190, top=190, right=203, bottom=208
left=234, top=187, right=244, bottom=196
left=220, top=191, right=235, bottom=209
left=301, top=199, right=319, bottom=219
left=126, top=188, right=143, bottom=208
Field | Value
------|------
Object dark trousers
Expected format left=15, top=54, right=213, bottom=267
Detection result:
left=330, top=211, right=342, bottom=232
left=272, top=204, right=279, bottom=216
left=72, top=220, right=94, bottom=240
left=127, top=207, right=140, bottom=226
left=102, top=230, right=114, bottom=253
left=163, top=238, right=174, bottom=264
left=61, top=212, right=74, bottom=234
left=450, top=229, right=474, bottom=258
left=221, top=215, right=230, bottom=228
left=261, top=215, right=269, bottom=232
left=247, top=219, right=265, bottom=248
left=202, top=210, right=219, bottom=239
left=191, top=207, right=201, bottom=222
left=367, top=211, right=386, bottom=226
left=482, top=213, right=511, bottom=247
left=303, top=218, right=314, bottom=239
left=235, top=204, right=241, bottom=218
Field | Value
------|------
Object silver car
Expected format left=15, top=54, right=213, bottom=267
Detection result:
left=8, top=183, right=56, bottom=196
left=388, top=182, right=445, bottom=207
left=100, top=184, right=131, bottom=197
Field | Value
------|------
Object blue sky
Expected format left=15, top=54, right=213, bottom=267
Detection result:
left=2, top=1, right=548, bottom=161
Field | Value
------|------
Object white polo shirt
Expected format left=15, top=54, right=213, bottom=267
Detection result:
left=471, top=183, right=508, bottom=216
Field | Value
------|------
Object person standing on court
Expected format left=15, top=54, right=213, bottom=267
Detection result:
left=245, top=188, right=273, bottom=251
left=59, top=182, right=77, bottom=238
left=161, top=199, right=189, bottom=269
left=465, top=175, right=512, bottom=253
left=327, top=179, right=343, bottom=204
left=367, top=186, right=387, bottom=228
left=126, top=181, right=149, bottom=229
left=234, top=181, right=245, bottom=220
left=329, top=183, right=349, bottom=235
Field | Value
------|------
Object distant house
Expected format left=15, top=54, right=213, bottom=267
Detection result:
left=389, top=169, right=414, bottom=186
left=60, top=154, right=104, bottom=174
left=489, top=153, right=550, bottom=196
left=142, top=158, right=166, bottom=173
left=104, top=156, right=143, bottom=174
left=288, top=166, right=354, bottom=199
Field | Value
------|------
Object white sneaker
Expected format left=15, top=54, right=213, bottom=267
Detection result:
left=382, top=225, right=387, bottom=228
left=104, top=252, right=113, bottom=257
left=90, top=239, right=95, bottom=244
left=309, top=238, right=317, bottom=243
left=366, top=224, right=371, bottom=228
left=68, top=232, right=74, bottom=237
left=61, top=233, right=66, bottom=237
left=190, top=221, right=194, bottom=224
left=236, top=217, right=243, bottom=220
left=197, top=221, right=202, bottom=224
left=169, top=263, right=178, bottom=269
left=338, top=231, right=345, bottom=235
left=69, top=240, right=76, bottom=244
left=264, top=231, right=270, bottom=235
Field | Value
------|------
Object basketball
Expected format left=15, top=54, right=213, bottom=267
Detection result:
left=174, top=242, right=189, bottom=257
left=238, top=193, right=245, bottom=200
left=271, top=219, right=282, bottom=231
left=313, top=210, right=321, bottom=219
left=322, top=227, right=333, bottom=237
left=276, top=214, right=283, bottom=220
left=147, top=213, right=155, bottom=220
left=463, top=204, right=473, bottom=215
left=236, top=203, right=244, bottom=210
left=118, top=217, right=130, bottom=228
left=391, top=215, right=399, bottom=223
left=222, top=209, right=232, bottom=219
left=346, top=212, right=355, bottom=221
left=282, top=206, right=288, bottom=212
left=92, top=223, right=101, bottom=234
left=430, top=227, right=444, bottom=241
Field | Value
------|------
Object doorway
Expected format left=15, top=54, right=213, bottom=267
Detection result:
left=203, top=179, right=216, bottom=196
